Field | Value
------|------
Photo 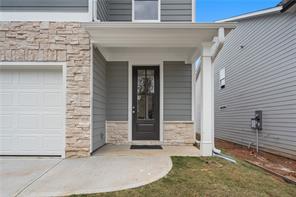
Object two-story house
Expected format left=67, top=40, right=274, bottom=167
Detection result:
left=0, top=0, right=235, bottom=158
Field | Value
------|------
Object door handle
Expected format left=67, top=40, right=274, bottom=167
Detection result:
left=132, top=110, right=136, bottom=114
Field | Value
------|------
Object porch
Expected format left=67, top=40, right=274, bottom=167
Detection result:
left=85, top=22, right=235, bottom=156
left=92, top=144, right=200, bottom=157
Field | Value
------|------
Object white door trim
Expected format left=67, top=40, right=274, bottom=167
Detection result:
left=128, top=61, right=164, bottom=142
left=0, top=62, right=67, bottom=158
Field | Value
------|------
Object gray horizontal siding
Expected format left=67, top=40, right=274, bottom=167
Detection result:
left=0, top=0, right=88, bottom=12
left=214, top=13, right=296, bottom=159
left=161, top=0, right=192, bottom=22
left=106, top=62, right=128, bottom=121
left=108, top=0, right=132, bottom=21
left=97, top=0, right=192, bottom=22
left=92, top=48, right=106, bottom=151
left=97, top=0, right=109, bottom=21
left=164, top=61, right=192, bottom=121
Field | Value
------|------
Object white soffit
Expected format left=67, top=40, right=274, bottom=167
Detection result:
left=97, top=47, right=197, bottom=63
left=83, top=22, right=236, bottom=48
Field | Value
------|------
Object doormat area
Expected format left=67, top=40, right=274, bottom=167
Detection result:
left=130, top=145, right=163, bottom=150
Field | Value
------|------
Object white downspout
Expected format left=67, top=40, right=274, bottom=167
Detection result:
left=211, top=27, right=225, bottom=154
left=92, top=0, right=101, bottom=22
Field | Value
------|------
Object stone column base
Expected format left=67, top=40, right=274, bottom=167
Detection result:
left=106, top=121, right=195, bottom=146
left=164, top=121, right=195, bottom=145
left=106, top=121, right=128, bottom=144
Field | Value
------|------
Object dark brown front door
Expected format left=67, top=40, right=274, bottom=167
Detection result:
left=132, top=66, right=160, bottom=140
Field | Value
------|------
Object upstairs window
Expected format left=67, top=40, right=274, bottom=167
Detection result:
left=219, top=68, right=226, bottom=89
left=133, top=0, right=160, bottom=22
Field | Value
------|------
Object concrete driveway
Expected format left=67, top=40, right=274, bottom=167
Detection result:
left=0, top=155, right=172, bottom=197
left=0, top=157, right=62, bottom=197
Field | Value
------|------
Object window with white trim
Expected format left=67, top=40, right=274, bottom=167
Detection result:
left=133, top=0, right=160, bottom=21
left=219, top=68, right=226, bottom=89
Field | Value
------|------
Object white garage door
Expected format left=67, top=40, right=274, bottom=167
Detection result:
left=0, top=68, right=65, bottom=156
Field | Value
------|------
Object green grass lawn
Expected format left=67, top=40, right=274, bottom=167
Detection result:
left=75, top=157, right=296, bottom=197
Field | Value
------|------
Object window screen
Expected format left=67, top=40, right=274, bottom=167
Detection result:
left=134, top=0, right=159, bottom=21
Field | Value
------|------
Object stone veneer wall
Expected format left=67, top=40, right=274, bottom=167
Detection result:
left=106, top=121, right=194, bottom=145
left=0, top=22, right=91, bottom=157
left=164, top=121, right=195, bottom=145
left=106, top=121, right=129, bottom=144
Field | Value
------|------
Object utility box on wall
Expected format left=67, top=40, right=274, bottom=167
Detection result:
left=251, top=110, right=263, bottom=131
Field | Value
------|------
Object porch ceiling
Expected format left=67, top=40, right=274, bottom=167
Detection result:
left=83, top=22, right=236, bottom=63
left=83, top=22, right=236, bottom=48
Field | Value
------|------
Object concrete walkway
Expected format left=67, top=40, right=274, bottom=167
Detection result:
left=0, top=155, right=172, bottom=197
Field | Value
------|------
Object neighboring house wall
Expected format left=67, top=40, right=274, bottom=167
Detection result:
left=164, top=61, right=192, bottom=121
left=92, top=48, right=106, bottom=151
left=214, top=13, right=296, bottom=159
left=0, top=22, right=92, bottom=158
left=0, top=0, right=89, bottom=12
left=161, top=0, right=192, bottom=22
left=98, top=0, right=192, bottom=22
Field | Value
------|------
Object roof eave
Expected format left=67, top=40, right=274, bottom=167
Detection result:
left=82, top=22, right=236, bottom=29
left=215, top=6, right=283, bottom=23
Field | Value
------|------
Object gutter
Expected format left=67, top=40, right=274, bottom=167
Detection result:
left=210, top=29, right=225, bottom=156
left=281, top=0, right=296, bottom=12
left=216, top=6, right=283, bottom=23
left=92, top=0, right=101, bottom=22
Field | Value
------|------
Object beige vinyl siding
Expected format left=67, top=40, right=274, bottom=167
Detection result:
left=214, top=13, right=296, bottom=159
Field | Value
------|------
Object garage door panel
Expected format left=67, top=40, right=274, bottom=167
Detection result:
left=0, top=68, right=64, bottom=156
left=0, top=136, right=12, bottom=151
left=17, top=136, right=42, bottom=151
left=0, top=92, right=14, bottom=105
left=43, top=115, right=64, bottom=130
left=43, top=70, right=63, bottom=85
left=18, top=70, right=41, bottom=84
left=44, top=136, right=64, bottom=151
left=0, top=70, right=14, bottom=83
left=43, top=92, right=63, bottom=106
left=18, top=92, right=40, bottom=106
left=0, top=114, right=14, bottom=129
left=18, top=114, right=41, bottom=129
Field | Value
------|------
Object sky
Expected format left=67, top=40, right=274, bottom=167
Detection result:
left=196, top=0, right=280, bottom=22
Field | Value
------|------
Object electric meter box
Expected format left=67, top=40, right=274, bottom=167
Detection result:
left=251, top=110, right=262, bottom=130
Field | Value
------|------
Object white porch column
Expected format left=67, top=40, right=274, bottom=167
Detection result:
left=200, top=42, right=214, bottom=156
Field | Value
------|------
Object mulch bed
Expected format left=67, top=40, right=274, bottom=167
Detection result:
left=215, top=139, right=296, bottom=183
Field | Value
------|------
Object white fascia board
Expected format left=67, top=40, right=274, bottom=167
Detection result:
left=83, top=22, right=236, bottom=29
left=216, top=6, right=283, bottom=23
